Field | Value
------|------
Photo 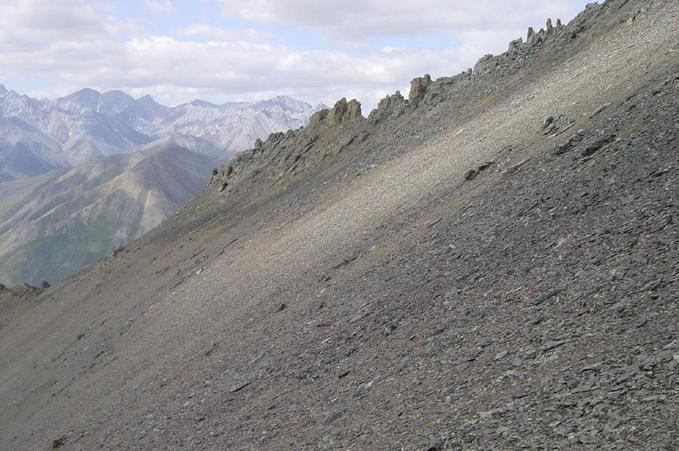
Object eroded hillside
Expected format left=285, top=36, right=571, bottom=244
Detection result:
left=0, top=142, right=218, bottom=285
left=0, top=0, right=677, bottom=449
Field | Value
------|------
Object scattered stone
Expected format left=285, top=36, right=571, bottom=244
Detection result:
left=589, top=103, right=611, bottom=118
left=639, top=350, right=674, bottom=370
left=662, top=340, right=678, bottom=350
left=615, top=368, right=638, bottom=384
left=204, top=343, right=218, bottom=356
left=358, top=379, right=376, bottom=393
left=464, top=169, right=478, bottom=181
left=424, top=438, right=444, bottom=451
left=553, top=142, right=572, bottom=155
left=52, top=436, right=67, bottom=449
left=540, top=340, right=567, bottom=351
left=542, top=114, right=574, bottom=135
left=581, top=362, right=603, bottom=372
left=480, top=404, right=512, bottom=418
left=503, top=158, right=530, bottom=174
left=464, top=161, right=494, bottom=181
left=542, top=116, right=555, bottom=129
left=3, top=3, right=679, bottom=449
left=512, top=387, right=529, bottom=399
left=582, top=134, right=616, bottom=157
left=553, top=130, right=586, bottom=155
left=534, top=289, right=561, bottom=305
left=612, top=300, right=631, bottom=315
left=495, top=350, right=509, bottom=360
left=382, top=322, right=398, bottom=336
left=229, top=381, right=251, bottom=393
left=427, top=218, right=443, bottom=228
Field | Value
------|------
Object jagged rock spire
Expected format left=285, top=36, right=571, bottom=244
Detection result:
left=369, top=91, right=406, bottom=122
left=409, top=74, right=432, bottom=103
left=328, top=98, right=362, bottom=125
left=527, top=27, right=535, bottom=41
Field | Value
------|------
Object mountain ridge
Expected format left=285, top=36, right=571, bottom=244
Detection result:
left=0, top=87, right=324, bottom=172
left=0, top=0, right=677, bottom=449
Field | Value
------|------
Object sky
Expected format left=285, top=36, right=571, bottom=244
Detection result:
left=0, top=0, right=590, bottom=111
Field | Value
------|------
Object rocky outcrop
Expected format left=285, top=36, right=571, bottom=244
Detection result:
left=368, top=91, right=406, bottom=123
left=328, top=98, right=363, bottom=126
left=474, top=54, right=498, bottom=76
left=212, top=97, right=366, bottom=194
left=308, top=98, right=363, bottom=129
left=408, top=74, right=433, bottom=104
left=208, top=1, right=617, bottom=199
left=208, top=0, right=644, bottom=204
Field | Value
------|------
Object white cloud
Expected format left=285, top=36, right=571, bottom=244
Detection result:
left=216, top=0, right=583, bottom=38
left=0, top=0, right=119, bottom=50
left=0, top=0, right=588, bottom=110
left=5, top=35, right=450, bottom=108
left=145, top=0, right=174, bottom=15
left=179, top=24, right=271, bottom=42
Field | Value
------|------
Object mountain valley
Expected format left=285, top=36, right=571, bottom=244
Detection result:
left=0, top=90, right=321, bottom=285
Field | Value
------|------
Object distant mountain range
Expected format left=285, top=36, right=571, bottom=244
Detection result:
left=0, top=84, right=325, bottom=179
left=0, top=141, right=219, bottom=285
left=0, top=85, right=324, bottom=285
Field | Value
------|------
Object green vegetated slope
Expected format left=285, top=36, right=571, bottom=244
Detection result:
left=0, top=141, right=218, bottom=285
left=0, top=171, right=60, bottom=219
